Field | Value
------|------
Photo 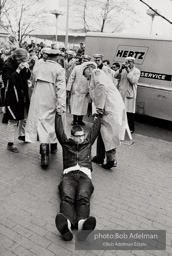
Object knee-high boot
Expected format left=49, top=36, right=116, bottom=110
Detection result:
left=50, top=143, right=57, bottom=154
left=40, top=143, right=49, bottom=168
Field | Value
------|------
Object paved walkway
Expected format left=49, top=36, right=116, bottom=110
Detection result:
left=0, top=112, right=172, bottom=256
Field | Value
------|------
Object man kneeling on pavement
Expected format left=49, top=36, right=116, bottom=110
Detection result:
left=55, top=109, right=103, bottom=241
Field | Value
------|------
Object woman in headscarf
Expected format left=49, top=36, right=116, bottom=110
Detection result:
left=2, top=48, right=31, bottom=153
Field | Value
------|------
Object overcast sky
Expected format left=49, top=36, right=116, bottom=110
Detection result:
left=45, top=0, right=172, bottom=36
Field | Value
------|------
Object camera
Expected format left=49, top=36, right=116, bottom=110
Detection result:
left=122, top=64, right=127, bottom=69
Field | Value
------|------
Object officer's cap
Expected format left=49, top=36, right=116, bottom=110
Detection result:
left=41, top=47, right=49, bottom=54
left=81, top=61, right=97, bottom=72
left=66, top=50, right=75, bottom=56
left=125, top=57, right=135, bottom=62
left=93, top=53, right=104, bottom=59
left=43, top=48, right=61, bottom=56
left=82, top=55, right=91, bottom=61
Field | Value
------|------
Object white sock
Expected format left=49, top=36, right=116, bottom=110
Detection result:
left=78, top=219, right=85, bottom=231
left=67, top=219, right=72, bottom=233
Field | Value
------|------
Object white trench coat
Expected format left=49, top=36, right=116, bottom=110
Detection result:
left=89, top=69, right=129, bottom=151
left=67, top=65, right=89, bottom=116
left=115, top=66, right=140, bottom=113
left=25, top=60, right=66, bottom=143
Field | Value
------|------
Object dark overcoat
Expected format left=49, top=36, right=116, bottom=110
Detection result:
left=2, top=56, right=30, bottom=120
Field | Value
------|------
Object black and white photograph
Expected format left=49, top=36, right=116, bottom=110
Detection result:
left=0, top=0, right=171, bottom=255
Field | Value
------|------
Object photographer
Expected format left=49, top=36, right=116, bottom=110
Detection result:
left=114, top=57, right=140, bottom=133
left=2, top=48, right=31, bottom=153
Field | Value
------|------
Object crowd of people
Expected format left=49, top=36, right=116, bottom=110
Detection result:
left=0, top=35, right=140, bottom=242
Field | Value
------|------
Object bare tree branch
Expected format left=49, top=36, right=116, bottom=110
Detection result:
left=1, top=0, right=46, bottom=43
left=70, top=0, right=137, bottom=33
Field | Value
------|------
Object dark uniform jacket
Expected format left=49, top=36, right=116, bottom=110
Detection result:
left=55, top=113, right=101, bottom=171
left=2, top=56, right=30, bottom=120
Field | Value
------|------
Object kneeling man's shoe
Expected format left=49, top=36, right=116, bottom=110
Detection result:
left=91, top=156, right=104, bottom=164
left=102, top=160, right=117, bottom=169
left=77, top=216, right=96, bottom=241
left=55, top=213, right=73, bottom=241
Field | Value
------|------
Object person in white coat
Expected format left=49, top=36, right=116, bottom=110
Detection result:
left=114, top=57, right=140, bottom=133
left=82, top=62, right=128, bottom=169
left=25, top=49, right=66, bottom=168
left=64, top=50, right=76, bottom=83
left=67, top=55, right=91, bottom=126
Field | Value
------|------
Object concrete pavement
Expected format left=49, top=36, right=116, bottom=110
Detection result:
left=0, top=112, right=172, bottom=256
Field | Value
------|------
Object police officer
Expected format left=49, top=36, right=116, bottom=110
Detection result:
left=25, top=49, right=66, bottom=168
left=67, top=55, right=91, bottom=126
left=93, top=54, right=116, bottom=85
left=82, top=62, right=128, bottom=169
left=64, top=50, right=76, bottom=83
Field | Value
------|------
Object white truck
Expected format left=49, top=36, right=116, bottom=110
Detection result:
left=85, top=32, right=172, bottom=121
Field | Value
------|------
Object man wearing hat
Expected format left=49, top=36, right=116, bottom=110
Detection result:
left=64, top=50, right=76, bottom=83
left=93, top=54, right=116, bottom=84
left=33, top=47, right=49, bottom=68
left=66, top=55, right=91, bottom=126
left=25, top=48, right=66, bottom=168
left=114, top=57, right=140, bottom=133
left=82, top=61, right=128, bottom=169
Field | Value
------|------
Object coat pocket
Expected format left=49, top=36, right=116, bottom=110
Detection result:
left=126, top=83, right=134, bottom=99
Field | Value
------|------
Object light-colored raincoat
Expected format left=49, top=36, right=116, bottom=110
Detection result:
left=89, top=69, right=129, bottom=151
left=102, top=65, right=117, bottom=85
left=67, top=65, right=89, bottom=115
left=64, top=58, right=76, bottom=83
left=114, top=66, right=140, bottom=113
left=25, top=60, right=66, bottom=143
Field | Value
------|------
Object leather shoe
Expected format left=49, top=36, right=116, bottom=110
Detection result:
left=77, top=216, right=96, bottom=241
left=102, top=160, right=117, bottom=169
left=18, top=136, right=25, bottom=142
left=7, top=145, right=19, bottom=153
left=55, top=213, right=73, bottom=241
left=91, top=156, right=104, bottom=164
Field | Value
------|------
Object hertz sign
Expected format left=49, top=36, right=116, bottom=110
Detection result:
left=114, top=45, right=148, bottom=64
